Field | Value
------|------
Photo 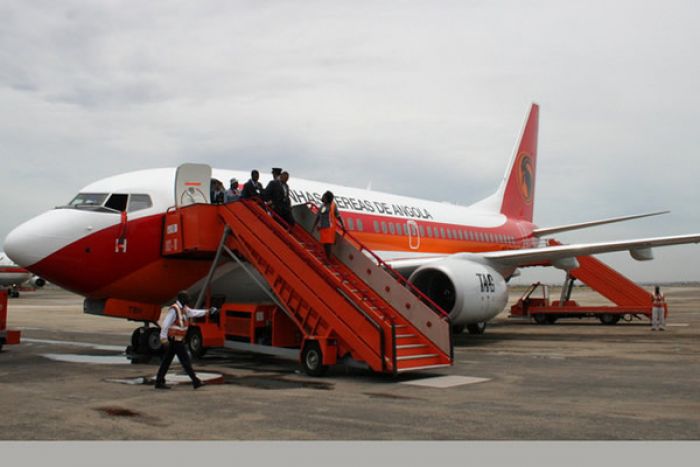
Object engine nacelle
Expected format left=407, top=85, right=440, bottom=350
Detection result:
left=408, top=257, right=508, bottom=326
left=29, top=276, right=46, bottom=288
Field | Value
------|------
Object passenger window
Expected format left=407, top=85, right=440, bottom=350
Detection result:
left=105, top=194, right=128, bottom=212
left=374, top=220, right=380, bottom=232
left=434, top=226, right=440, bottom=237
left=398, top=223, right=404, bottom=235
left=426, top=225, right=432, bottom=237
left=389, top=223, right=395, bottom=235
left=458, top=230, right=464, bottom=240
left=381, top=222, right=388, bottom=234
left=357, top=219, right=363, bottom=231
left=419, top=225, right=425, bottom=236
left=346, top=218, right=355, bottom=231
left=447, top=229, right=452, bottom=239
left=440, top=228, right=445, bottom=239
left=128, top=194, right=153, bottom=212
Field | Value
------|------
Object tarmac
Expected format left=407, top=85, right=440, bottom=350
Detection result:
left=1, top=286, right=699, bottom=440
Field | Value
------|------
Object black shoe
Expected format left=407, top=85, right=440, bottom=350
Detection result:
left=192, top=379, right=204, bottom=390
left=154, top=383, right=171, bottom=390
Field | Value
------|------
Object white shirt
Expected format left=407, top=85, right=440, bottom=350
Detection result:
left=159, top=301, right=209, bottom=340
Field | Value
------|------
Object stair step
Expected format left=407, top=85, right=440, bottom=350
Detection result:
left=395, top=363, right=452, bottom=373
left=396, top=334, right=417, bottom=339
left=396, top=353, right=439, bottom=361
left=396, top=344, right=428, bottom=350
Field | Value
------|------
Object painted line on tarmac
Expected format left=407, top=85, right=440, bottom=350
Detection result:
left=41, top=354, right=131, bottom=365
left=666, top=323, right=690, bottom=327
left=400, top=375, right=490, bottom=388
left=23, top=338, right=125, bottom=352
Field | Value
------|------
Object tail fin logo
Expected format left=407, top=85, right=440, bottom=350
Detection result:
left=518, top=153, right=534, bottom=204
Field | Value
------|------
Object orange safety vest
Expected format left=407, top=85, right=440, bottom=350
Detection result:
left=319, top=201, right=339, bottom=244
left=167, top=303, right=189, bottom=340
left=652, top=293, right=665, bottom=307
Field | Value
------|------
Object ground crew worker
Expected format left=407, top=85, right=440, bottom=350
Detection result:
left=312, top=191, right=345, bottom=259
left=241, top=169, right=264, bottom=199
left=155, top=291, right=217, bottom=390
left=651, top=286, right=666, bottom=331
left=224, top=178, right=240, bottom=203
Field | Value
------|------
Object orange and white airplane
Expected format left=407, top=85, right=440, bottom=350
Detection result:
left=4, top=104, right=699, bottom=334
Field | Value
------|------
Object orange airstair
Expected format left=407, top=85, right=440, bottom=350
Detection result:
left=510, top=240, right=663, bottom=325
left=162, top=200, right=453, bottom=375
left=0, top=290, right=21, bottom=351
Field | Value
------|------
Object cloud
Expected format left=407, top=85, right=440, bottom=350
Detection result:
left=0, top=0, right=698, bottom=281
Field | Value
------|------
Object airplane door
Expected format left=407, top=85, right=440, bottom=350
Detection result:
left=407, top=220, right=420, bottom=250
left=175, top=163, right=212, bottom=207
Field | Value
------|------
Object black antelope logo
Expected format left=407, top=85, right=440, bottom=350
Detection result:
left=518, top=154, right=534, bottom=204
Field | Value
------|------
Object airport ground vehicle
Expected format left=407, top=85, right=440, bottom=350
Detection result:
left=510, top=239, right=665, bottom=325
left=130, top=200, right=453, bottom=375
left=0, top=290, right=22, bottom=351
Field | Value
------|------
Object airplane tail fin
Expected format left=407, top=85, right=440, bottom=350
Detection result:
left=497, top=103, right=539, bottom=223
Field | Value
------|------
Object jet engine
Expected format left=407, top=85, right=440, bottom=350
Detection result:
left=408, top=257, right=508, bottom=326
left=29, top=276, right=46, bottom=288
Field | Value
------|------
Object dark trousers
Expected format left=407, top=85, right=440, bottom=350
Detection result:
left=156, top=338, right=198, bottom=384
left=274, top=207, right=296, bottom=229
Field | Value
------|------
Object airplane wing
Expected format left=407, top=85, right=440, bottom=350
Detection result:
left=385, top=233, right=700, bottom=275
left=531, top=210, right=669, bottom=237
left=481, top=233, right=700, bottom=268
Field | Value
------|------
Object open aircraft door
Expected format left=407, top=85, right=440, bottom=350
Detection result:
left=175, top=163, right=212, bottom=206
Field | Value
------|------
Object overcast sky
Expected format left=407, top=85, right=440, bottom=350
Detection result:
left=1, top=0, right=698, bottom=283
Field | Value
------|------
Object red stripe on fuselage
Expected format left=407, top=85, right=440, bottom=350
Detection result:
left=27, top=207, right=535, bottom=305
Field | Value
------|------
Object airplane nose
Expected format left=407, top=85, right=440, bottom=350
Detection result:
left=4, top=209, right=101, bottom=268
left=4, top=217, right=49, bottom=267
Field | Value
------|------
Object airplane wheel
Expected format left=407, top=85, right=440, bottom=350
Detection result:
left=0, top=337, right=5, bottom=352
left=146, top=328, right=163, bottom=354
left=451, top=325, right=465, bottom=334
left=301, top=341, right=328, bottom=377
left=599, top=314, right=620, bottom=325
left=546, top=315, right=558, bottom=324
left=131, top=327, right=151, bottom=354
left=9, top=289, right=19, bottom=298
left=187, top=328, right=207, bottom=359
left=467, top=322, right=487, bottom=335
left=533, top=314, right=548, bottom=325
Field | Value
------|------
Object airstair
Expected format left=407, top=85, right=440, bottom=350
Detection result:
left=162, top=199, right=453, bottom=375
left=511, top=239, right=661, bottom=324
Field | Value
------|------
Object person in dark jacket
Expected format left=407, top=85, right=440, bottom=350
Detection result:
left=264, top=169, right=295, bottom=229
left=241, top=169, right=264, bottom=199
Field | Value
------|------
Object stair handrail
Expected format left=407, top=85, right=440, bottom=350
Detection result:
left=303, top=202, right=451, bottom=322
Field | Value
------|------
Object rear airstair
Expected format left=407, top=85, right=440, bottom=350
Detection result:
left=511, top=239, right=661, bottom=324
left=163, top=199, right=453, bottom=375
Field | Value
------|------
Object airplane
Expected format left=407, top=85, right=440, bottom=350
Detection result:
left=0, top=251, right=45, bottom=298
left=3, top=103, right=699, bottom=343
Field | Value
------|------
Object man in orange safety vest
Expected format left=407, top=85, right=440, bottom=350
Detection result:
left=155, top=291, right=217, bottom=390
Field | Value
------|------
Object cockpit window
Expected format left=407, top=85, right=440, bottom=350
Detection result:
left=105, top=194, right=128, bottom=212
left=68, top=193, right=109, bottom=208
left=65, top=192, right=152, bottom=213
left=128, top=194, right=153, bottom=212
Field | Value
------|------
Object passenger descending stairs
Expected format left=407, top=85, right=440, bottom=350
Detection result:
left=218, top=200, right=453, bottom=374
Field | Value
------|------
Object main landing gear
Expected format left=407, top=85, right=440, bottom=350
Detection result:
left=127, top=324, right=163, bottom=363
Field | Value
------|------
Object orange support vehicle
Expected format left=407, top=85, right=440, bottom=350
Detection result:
left=161, top=200, right=453, bottom=376
left=0, top=290, right=21, bottom=351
